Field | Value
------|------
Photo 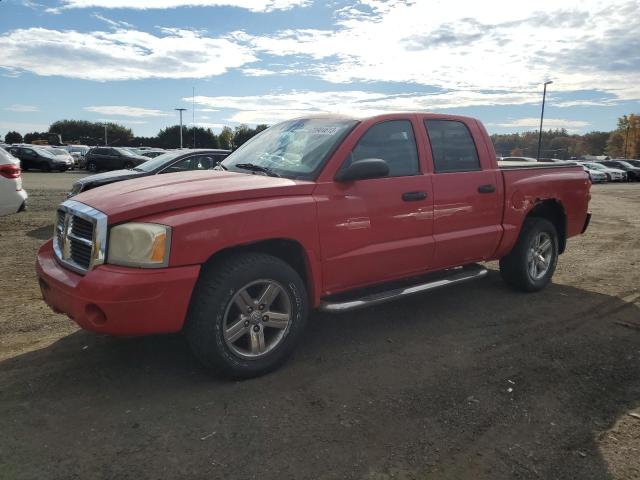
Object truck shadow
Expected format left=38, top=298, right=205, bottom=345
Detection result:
left=1, top=270, right=638, bottom=479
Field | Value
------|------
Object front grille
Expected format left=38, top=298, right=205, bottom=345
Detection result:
left=71, top=216, right=93, bottom=240
left=53, top=200, right=107, bottom=275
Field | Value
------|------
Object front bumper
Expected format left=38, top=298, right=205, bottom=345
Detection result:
left=36, top=240, right=200, bottom=336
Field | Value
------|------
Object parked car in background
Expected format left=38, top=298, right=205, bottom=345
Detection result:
left=580, top=164, right=607, bottom=183
left=598, top=160, right=640, bottom=181
left=84, top=147, right=149, bottom=172
left=68, top=148, right=231, bottom=196
left=139, top=149, right=166, bottom=158
left=43, top=147, right=76, bottom=170
left=8, top=145, right=72, bottom=171
left=500, top=156, right=538, bottom=162
left=64, top=145, right=90, bottom=168
left=0, top=148, right=27, bottom=215
left=581, top=162, right=626, bottom=181
left=621, top=159, right=640, bottom=169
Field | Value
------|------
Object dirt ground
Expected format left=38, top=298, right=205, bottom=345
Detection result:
left=1, top=172, right=639, bottom=480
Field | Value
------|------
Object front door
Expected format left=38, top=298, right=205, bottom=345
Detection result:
left=423, top=119, right=502, bottom=269
left=316, top=119, right=434, bottom=294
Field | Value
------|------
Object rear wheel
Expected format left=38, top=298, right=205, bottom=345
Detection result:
left=185, top=253, right=308, bottom=379
left=123, top=161, right=134, bottom=169
left=87, top=161, right=97, bottom=172
left=499, top=217, right=558, bottom=292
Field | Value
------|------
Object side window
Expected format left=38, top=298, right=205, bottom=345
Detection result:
left=164, top=157, right=193, bottom=173
left=425, top=120, right=480, bottom=173
left=193, top=155, right=214, bottom=170
left=350, top=120, right=419, bottom=177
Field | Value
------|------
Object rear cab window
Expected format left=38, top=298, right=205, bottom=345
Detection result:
left=425, top=120, right=481, bottom=173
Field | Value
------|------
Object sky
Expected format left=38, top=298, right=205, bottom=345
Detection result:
left=0, top=0, right=639, bottom=138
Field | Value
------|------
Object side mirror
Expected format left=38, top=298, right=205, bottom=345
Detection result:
left=335, top=158, right=389, bottom=182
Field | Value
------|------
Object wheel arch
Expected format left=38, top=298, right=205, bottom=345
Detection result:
left=202, top=238, right=319, bottom=305
left=525, top=199, right=567, bottom=253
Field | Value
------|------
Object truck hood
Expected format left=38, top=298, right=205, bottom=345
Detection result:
left=74, top=170, right=316, bottom=223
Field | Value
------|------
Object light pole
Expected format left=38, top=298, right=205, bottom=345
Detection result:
left=537, top=80, right=553, bottom=160
left=175, top=108, right=187, bottom=148
left=104, top=124, right=108, bottom=146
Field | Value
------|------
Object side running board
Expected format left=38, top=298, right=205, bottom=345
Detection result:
left=319, top=264, right=488, bottom=313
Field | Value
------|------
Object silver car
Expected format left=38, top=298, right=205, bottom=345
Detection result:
left=581, top=162, right=626, bottom=181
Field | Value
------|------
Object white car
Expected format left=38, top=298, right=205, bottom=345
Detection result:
left=0, top=148, right=28, bottom=216
left=580, top=164, right=607, bottom=183
left=581, top=162, right=626, bottom=182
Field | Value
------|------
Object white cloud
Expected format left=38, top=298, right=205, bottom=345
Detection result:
left=239, top=0, right=640, bottom=102
left=490, top=118, right=590, bottom=129
left=0, top=27, right=256, bottom=81
left=96, top=118, right=148, bottom=124
left=5, top=104, right=40, bottom=112
left=187, top=89, right=544, bottom=124
left=92, top=13, right=134, bottom=29
left=85, top=105, right=171, bottom=117
left=56, top=0, right=310, bottom=12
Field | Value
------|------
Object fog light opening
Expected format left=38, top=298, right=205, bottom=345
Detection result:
left=85, top=304, right=107, bottom=326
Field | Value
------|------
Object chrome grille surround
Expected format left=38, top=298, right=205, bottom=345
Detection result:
left=53, top=199, right=107, bottom=275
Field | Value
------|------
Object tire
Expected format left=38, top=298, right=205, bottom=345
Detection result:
left=87, top=161, right=97, bottom=172
left=41, top=162, right=51, bottom=172
left=499, top=217, right=558, bottom=292
left=124, top=161, right=134, bottom=169
left=185, top=253, right=309, bottom=379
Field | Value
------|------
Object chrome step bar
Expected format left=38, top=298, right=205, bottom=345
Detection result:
left=319, top=264, right=488, bottom=313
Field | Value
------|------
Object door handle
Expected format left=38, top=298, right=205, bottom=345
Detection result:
left=478, top=184, right=496, bottom=194
left=402, top=191, right=427, bottom=201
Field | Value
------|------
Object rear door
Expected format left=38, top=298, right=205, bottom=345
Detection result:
left=423, top=119, right=502, bottom=269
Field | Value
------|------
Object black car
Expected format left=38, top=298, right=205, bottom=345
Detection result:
left=598, top=160, right=640, bottom=181
left=624, top=159, right=640, bottom=168
left=84, top=147, right=150, bottom=172
left=69, top=149, right=231, bottom=196
left=8, top=145, right=73, bottom=171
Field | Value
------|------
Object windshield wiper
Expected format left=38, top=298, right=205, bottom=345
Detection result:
left=234, top=163, right=281, bottom=177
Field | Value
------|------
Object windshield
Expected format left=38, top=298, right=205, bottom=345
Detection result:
left=49, top=148, right=67, bottom=155
left=585, top=163, right=604, bottom=170
left=134, top=150, right=185, bottom=172
left=114, top=147, right=139, bottom=156
left=35, top=148, right=56, bottom=159
left=221, top=118, right=358, bottom=179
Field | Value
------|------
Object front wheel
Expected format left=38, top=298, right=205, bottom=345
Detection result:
left=499, top=217, right=558, bottom=292
left=87, top=161, right=97, bottom=172
left=185, top=253, right=308, bottom=379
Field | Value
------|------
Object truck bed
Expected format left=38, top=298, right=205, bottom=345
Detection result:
left=498, top=160, right=578, bottom=170
left=498, top=160, right=576, bottom=170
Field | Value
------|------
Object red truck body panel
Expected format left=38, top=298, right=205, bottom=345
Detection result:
left=36, top=113, right=591, bottom=336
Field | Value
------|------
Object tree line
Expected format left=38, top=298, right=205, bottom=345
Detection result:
left=4, top=113, right=639, bottom=159
left=492, top=113, right=639, bottom=159
left=3, top=120, right=269, bottom=151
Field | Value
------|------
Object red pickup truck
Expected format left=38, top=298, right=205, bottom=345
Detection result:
left=37, top=113, right=591, bottom=378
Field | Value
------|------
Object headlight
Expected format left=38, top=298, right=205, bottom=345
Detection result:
left=107, top=223, right=171, bottom=268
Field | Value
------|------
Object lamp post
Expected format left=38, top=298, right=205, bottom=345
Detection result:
left=104, top=124, right=108, bottom=146
left=175, top=108, right=187, bottom=148
left=537, top=80, right=553, bottom=160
